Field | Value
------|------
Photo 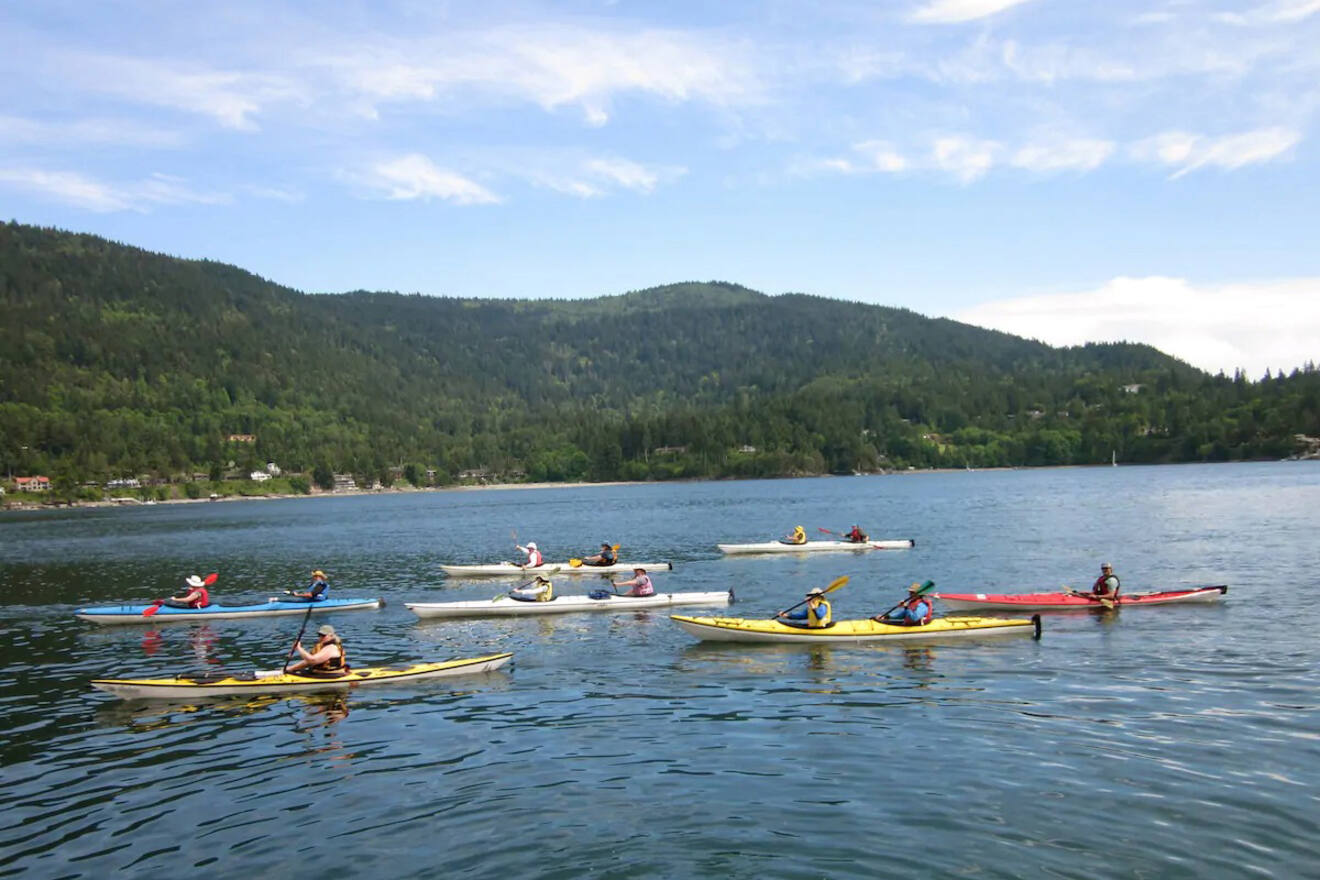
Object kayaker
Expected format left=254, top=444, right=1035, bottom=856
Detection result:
left=876, top=583, right=934, bottom=626
left=781, top=525, right=808, bottom=545
left=287, top=569, right=329, bottom=601
left=516, top=541, right=544, bottom=568
left=159, top=575, right=211, bottom=609
left=612, top=567, right=655, bottom=597
left=583, top=543, right=617, bottom=566
left=778, top=587, right=832, bottom=628
left=287, top=624, right=347, bottom=674
left=1090, top=563, right=1120, bottom=598
left=509, top=575, right=554, bottom=602
left=844, top=525, right=869, bottom=543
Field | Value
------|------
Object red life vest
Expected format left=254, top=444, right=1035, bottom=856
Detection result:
left=1092, top=574, right=1120, bottom=596
left=904, top=596, right=933, bottom=624
left=190, top=586, right=210, bottom=608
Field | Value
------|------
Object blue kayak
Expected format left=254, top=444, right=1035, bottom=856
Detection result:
left=75, top=597, right=384, bottom=624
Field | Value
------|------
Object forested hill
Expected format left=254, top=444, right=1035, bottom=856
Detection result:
left=2, top=221, right=1317, bottom=493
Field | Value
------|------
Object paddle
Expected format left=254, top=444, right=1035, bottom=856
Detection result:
left=1065, top=585, right=1115, bottom=610
left=143, top=572, right=217, bottom=616
left=282, top=600, right=317, bottom=673
left=816, top=527, right=839, bottom=537
left=773, top=575, right=849, bottom=619
left=874, top=580, right=936, bottom=622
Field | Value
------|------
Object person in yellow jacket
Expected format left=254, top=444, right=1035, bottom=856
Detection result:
left=509, top=575, right=554, bottom=602
left=781, top=525, right=807, bottom=545
left=777, top=587, right=832, bottom=627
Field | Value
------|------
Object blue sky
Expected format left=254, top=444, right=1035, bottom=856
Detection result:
left=1, top=0, right=1316, bottom=376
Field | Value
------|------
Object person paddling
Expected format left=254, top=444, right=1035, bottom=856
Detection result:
left=875, top=583, right=933, bottom=626
left=287, top=569, right=329, bottom=601
left=1068, top=563, right=1120, bottom=602
left=509, top=575, right=554, bottom=602
left=583, top=543, right=617, bottom=566
left=844, top=525, right=869, bottom=543
left=777, top=587, right=832, bottom=628
left=516, top=541, right=544, bottom=569
left=159, top=575, right=212, bottom=609
left=287, top=624, right=347, bottom=674
left=781, top=525, right=808, bottom=545
left=612, top=567, right=655, bottom=597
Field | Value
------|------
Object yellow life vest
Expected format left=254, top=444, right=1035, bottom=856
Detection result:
left=807, top=599, right=831, bottom=627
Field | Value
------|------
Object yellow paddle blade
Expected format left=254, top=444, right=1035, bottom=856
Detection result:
left=612, top=544, right=620, bottom=551
left=569, top=559, right=582, bottom=567
left=822, top=575, right=849, bottom=594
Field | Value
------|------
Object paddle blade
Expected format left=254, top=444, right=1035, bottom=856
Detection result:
left=823, top=575, right=849, bottom=594
left=142, top=602, right=162, bottom=617
left=204, top=572, right=219, bottom=585
left=817, top=527, right=835, bottom=535
left=913, top=579, right=936, bottom=596
left=612, top=544, right=620, bottom=551
left=569, top=559, right=583, bottom=568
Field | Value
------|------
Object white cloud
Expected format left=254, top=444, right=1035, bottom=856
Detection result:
left=909, top=0, right=1039, bottom=25
left=932, top=136, right=999, bottom=182
left=365, top=154, right=501, bottom=204
left=523, top=155, right=684, bottom=198
left=582, top=158, right=661, bottom=193
left=1215, top=0, right=1320, bottom=25
left=953, top=276, right=1320, bottom=376
left=1130, top=127, right=1301, bottom=176
left=0, top=168, right=228, bottom=212
left=853, top=140, right=909, bottom=172
left=0, top=114, right=185, bottom=148
left=1011, top=137, right=1115, bottom=172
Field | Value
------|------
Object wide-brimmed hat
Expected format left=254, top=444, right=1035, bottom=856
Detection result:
left=806, top=587, right=825, bottom=597
left=633, top=567, right=646, bottom=574
left=527, top=542, right=537, bottom=549
left=185, top=575, right=204, bottom=588
left=907, top=582, right=924, bottom=593
left=316, top=624, right=336, bottom=637
left=534, top=575, right=551, bottom=583
left=312, top=570, right=326, bottom=578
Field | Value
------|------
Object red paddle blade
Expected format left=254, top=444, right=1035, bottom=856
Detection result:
left=142, top=602, right=162, bottom=617
left=204, top=572, right=219, bottom=585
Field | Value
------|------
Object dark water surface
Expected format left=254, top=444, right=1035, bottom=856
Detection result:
left=1, top=463, right=1317, bottom=878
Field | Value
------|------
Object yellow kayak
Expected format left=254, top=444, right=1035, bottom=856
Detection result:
left=671, top=615, right=1041, bottom=644
left=91, top=653, right=513, bottom=699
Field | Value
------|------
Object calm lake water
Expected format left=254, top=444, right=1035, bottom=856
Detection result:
left=1, top=463, right=1318, bottom=879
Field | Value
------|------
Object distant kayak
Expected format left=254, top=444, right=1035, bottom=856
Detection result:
left=90, top=653, right=512, bottom=699
left=672, top=614, right=1040, bottom=643
left=439, top=561, right=673, bottom=577
left=717, top=539, right=914, bottom=554
left=74, top=597, right=384, bottom=625
left=407, top=589, right=732, bottom=619
left=931, top=586, right=1228, bottom=612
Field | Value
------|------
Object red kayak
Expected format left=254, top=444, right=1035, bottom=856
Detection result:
left=931, top=585, right=1227, bottom=612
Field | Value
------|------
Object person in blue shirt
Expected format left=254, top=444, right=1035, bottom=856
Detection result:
left=777, top=587, right=832, bottom=628
left=287, top=569, right=329, bottom=602
left=877, top=583, right=933, bottom=626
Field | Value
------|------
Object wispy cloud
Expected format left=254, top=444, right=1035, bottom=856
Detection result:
left=1130, top=127, right=1301, bottom=177
left=1215, top=0, right=1320, bottom=26
left=953, top=276, right=1320, bottom=376
left=0, top=168, right=228, bottom=212
left=909, top=0, right=1039, bottom=25
left=363, top=154, right=501, bottom=204
left=521, top=155, right=686, bottom=198
left=0, top=114, right=185, bottom=148
left=1011, top=138, right=1115, bottom=172
left=932, top=136, right=1000, bottom=182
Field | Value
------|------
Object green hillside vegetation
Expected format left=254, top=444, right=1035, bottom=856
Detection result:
left=2, top=221, right=1317, bottom=498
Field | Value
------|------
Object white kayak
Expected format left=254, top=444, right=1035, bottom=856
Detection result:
left=717, top=539, right=914, bottom=554
left=439, top=561, right=673, bottom=577
left=90, top=653, right=513, bottom=700
left=407, top=589, right=733, bottom=619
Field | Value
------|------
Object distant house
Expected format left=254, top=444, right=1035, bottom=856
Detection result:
left=738, top=445, right=758, bottom=454
left=265, top=462, right=281, bottom=476
left=333, top=474, right=357, bottom=491
left=653, top=445, right=688, bottom=455
left=249, top=471, right=271, bottom=482
left=15, top=476, right=50, bottom=492
left=106, top=477, right=141, bottom=489
left=1121, top=384, right=1144, bottom=394
left=458, top=469, right=491, bottom=480
left=227, top=434, right=257, bottom=444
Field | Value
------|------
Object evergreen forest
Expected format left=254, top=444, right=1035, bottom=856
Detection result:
left=2, top=221, right=1318, bottom=499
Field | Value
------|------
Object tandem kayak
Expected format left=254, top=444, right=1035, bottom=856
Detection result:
left=931, top=585, right=1228, bottom=612
left=90, top=653, right=513, bottom=699
left=717, top=540, right=914, bottom=555
left=672, top=614, right=1041, bottom=643
left=439, top=562, right=673, bottom=577
left=407, top=589, right=733, bottom=619
left=74, top=597, right=384, bottom=625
